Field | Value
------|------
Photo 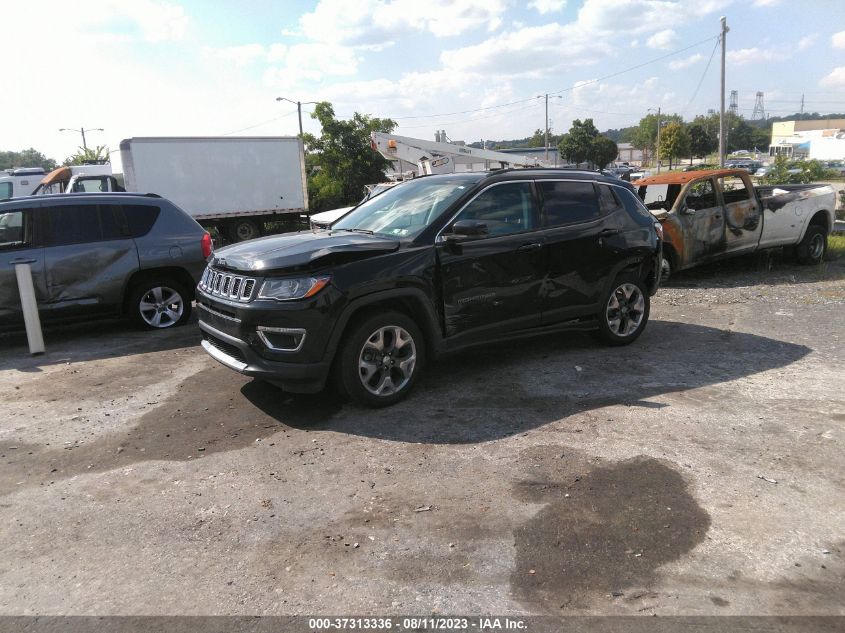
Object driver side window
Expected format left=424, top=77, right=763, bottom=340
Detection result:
left=685, top=179, right=717, bottom=211
left=452, top=182, right=536, bottom=237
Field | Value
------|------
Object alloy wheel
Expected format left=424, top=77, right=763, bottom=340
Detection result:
left=357, top=325, right=417, bottom=396
left=138, top=286, right=184, bottom=328
left=606, top=283, right=645, bottom=337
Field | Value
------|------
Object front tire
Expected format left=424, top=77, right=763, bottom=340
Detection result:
left=336, top=311, right=425, bottom=407
left=595, top=274, right=650, bottom=346
left=795, top=224, right=827, bottom=264
left=129, top=280, right=191, bottom=330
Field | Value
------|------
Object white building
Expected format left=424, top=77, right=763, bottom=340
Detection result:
left=769, top=119, right=845, bottom=160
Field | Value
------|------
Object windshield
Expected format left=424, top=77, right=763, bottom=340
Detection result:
left=332, top=174, right=482, bottom=238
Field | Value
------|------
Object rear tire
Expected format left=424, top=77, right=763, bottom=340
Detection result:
left=795, top=224, right=827, bottom=264
left=336, top=311, right=425, bottom=407
left=129, top=279, right=191, bottom=330
left=228, top=219, right=261, bottom=242
left=595, top=274, right=650, bottom=346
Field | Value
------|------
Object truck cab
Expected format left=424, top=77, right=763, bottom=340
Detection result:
left=32, top=164, right=114, bottom=195
left=0, top=168, right=46, bottom=199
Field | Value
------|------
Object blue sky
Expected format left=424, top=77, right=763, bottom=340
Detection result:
left=3, top=0, right=845, bottom=163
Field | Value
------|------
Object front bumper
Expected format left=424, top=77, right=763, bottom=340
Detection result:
left=199, top=320, right=331, bottom=393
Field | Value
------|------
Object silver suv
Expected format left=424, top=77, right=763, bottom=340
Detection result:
left=0, top=193, right=211, bottom=330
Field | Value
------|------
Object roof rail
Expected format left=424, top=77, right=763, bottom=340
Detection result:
left=144, top=193, right=162, bottom=198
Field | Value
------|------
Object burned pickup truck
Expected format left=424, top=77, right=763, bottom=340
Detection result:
left=636, top=169, right=836, bottom=277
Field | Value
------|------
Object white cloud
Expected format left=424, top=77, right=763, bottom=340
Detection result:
left=440, top=22, right=604, bottom=78
left=797, top=34, right=817, bottom=50
left=820, top=66, right=845, bottom=88
left=727, top=47, right=787, bottom=65
left=832, top=31, right=845, bottom=49
left=528, top=0, right=567, bottom=14
left=752, top=0, right=782, bottom=6
left=646, top=29, right=678, bottom=50
left=298, top=0, right=506, bottom=46
left=669, top=53, right=703, bottom=70
left=202, top=44, right=267, bottom=66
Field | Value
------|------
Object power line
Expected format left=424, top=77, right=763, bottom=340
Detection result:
left=222, top=109, right=299, bottom=136
left=386, top=34, right=719, bottom=122
left=395, top=100, right=545, bottom=130
left=681, top=37, right=721, bottom=114
left=548, top=34, right=719, bottom=97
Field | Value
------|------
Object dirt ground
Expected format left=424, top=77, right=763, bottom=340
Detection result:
left=0, top=253, right=843, bottom=616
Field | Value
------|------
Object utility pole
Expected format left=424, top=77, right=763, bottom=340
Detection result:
left=648, top=107, right=662, bottom=173
left=59, top=127, right=103, bottom=152
left=719, top=16, right=729, bottom=168
left=276, top=97, right=318, bottom=136
left=656, top=107, right=662, bottom=174
left=544, top=93, right=549, bottom=161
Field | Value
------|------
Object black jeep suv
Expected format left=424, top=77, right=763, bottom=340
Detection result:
left=197, top=169, right=661, bottom=406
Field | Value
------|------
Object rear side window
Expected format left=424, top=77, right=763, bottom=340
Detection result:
left=718, top=176, right=751, bottom=205
left=616, top=187, right=655, bottom=221
left=121, top=204, right=161, bottom=238
left=43, top=204, right=149, bottom=245
left=43, top=205, right=103, bottom=246
left=596, top=184, right=623, bottom=215
left=539, top=181, right=599, bottom=226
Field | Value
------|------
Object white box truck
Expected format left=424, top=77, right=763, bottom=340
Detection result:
left=114, top=136, right=307, bottom=242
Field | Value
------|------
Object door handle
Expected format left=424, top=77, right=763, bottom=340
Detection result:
left=517, top=242, right=543, bottom=252
left=9, top=258, right=37, bottom=265
left=598, top=228, right=620, bottom=237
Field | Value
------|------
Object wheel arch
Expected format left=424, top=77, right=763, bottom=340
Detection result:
left=325, top=288, right=443, bottom=366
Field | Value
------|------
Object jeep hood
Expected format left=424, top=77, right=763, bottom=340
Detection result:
left=210, top=230, right=401, bottom=272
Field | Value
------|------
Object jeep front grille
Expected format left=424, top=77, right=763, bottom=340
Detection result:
left=199, top=267, right=256, bottom=302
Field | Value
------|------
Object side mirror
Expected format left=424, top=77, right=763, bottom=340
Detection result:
left=681, top=205, right=696, bottom=215
left=448, top=219, right=489, bottom=240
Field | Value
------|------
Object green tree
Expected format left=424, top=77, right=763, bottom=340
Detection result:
left=527, top=128, right=546, bottom=148
left=590, top=136, right=619, bottom=169
left=63, top=144, right=109, bottom=166
left=557, top=118, right=600, bottom=165
left=659, top=123, right=690, bottom=170
left=632, top=112, right=683, bottom=165
left=302, top=102, right=396, bottom=212
left=0, top=148, right=58, bottom=171
left=688, top=121, right=717, bottom=161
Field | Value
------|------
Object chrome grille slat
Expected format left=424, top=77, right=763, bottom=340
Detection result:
left=198, top=267, right=256, bottom=302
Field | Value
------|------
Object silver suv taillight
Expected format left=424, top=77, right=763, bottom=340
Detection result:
left=199, top=267, right=256, bottom=302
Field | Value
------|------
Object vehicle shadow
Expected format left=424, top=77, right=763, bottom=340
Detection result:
left=0, top=315, right=199, bottom=373
left=664, top=251, right=844, bottom=289
left=244, top=319, right=810, bottom=444
left=0, top=320, right=811, bottom=495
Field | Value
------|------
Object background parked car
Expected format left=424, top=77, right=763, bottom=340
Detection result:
left=0, top=192, right=211, bottom=331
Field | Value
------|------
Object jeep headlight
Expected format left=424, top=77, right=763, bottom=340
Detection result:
left=258, top=276, right=330, bottom=301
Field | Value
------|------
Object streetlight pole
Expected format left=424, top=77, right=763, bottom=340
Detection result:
left=276, top=97, right=319, bottom=137
left=59, top=127, right=103, bottom=151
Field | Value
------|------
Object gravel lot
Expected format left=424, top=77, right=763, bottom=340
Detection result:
left=1, top=252, right=843, bottom=616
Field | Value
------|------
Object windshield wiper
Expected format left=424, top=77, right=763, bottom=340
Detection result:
left=334, top=227, right=374, bottom=235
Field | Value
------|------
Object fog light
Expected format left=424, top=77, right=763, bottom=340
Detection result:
left=256, top=326, right=306, bottom=352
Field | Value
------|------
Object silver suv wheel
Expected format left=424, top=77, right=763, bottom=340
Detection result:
left=138, top=286, right=184, bottom=328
